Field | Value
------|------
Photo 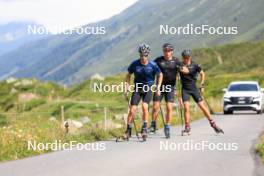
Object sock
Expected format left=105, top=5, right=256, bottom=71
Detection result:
left=127, top=124, right=132, bottom=130
left=151, top=121, right=156, bottom=127
left=142, top=122, right=147, bottom=128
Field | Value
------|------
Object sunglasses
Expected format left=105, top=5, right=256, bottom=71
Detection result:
left=163, top=49, right=173, bottom=52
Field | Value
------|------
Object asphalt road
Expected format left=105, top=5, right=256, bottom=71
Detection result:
left=1, top=113, right=264, bottom=176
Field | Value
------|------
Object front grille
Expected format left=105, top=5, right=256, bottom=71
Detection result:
left=230, top=97, right=253, bottom=104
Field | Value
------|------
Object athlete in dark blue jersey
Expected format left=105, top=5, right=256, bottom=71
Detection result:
left=128, top=59, right=161, bottom=87
left=123, top=44, right=163, bottom=140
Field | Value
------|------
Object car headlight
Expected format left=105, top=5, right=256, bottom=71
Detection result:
left=224, top=97, right=231, bottom=102
left=253, top=96, right=261, bottom=101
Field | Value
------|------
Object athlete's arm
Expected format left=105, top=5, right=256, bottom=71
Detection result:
left=156, top=73, right=163, bottom=89
left=156, top=73, right=163, bottom=88
left=179, top=66, right=189, bottom=74
left=176, top=61, right=189, bottom=74
left=200, top=70, right=205, bottom=86
left=156, top=73, right=163, bottom=96
left=199, top=70, right=205, bottom=93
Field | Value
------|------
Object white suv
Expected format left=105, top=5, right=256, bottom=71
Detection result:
left=223, top=81, right=264, bottom=114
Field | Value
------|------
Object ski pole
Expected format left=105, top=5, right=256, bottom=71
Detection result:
left=124, top=94, right=141, bottom=141
left=199, top=87, right=215, bottom=114
left=177, top=76, right=184, bottom=129
left=159, top=105, right=166, bottom=127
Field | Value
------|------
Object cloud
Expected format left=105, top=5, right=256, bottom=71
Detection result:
left=0, top=0, right=137, bottom=33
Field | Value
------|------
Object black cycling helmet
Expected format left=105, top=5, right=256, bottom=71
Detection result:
left=138, top=43, right=151, bottom=56
left=162, top=43, right=174, bottom=51
left=182, top=49, right=192, bottom=57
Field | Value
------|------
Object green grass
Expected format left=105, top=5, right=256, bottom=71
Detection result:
left=256, top=134, right=264, bottom=163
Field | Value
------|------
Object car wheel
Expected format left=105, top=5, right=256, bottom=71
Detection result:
left=257, top=110, right=262, bottom=114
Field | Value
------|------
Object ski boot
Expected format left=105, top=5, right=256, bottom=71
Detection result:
left=210, top=120, right=224, bottom=134
left=164, top=124, right=170, bottom=139
left=141, top=126, right=148, bottom=142
left=148, top=121, right=157, bottom=134
left=116, top=126, right=132, bottom=142
left=181, top=124, right=191, bottom=136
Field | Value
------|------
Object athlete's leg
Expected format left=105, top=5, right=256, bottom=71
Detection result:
left=191, top=90, right=212, bottom=121
left=127, top=91, right=140, bottom=129
left=152, top=101, right=160, bottom=122
left=165, top=102, right=173, bottom=124
left=183, top=101, right=191, bottom=125
left=193, top=91, right=224, bottom=133
left=123, top=91, right=140, bottom=138
left=142, top=102, right=149, bottom=123
left=127, top=106, right=137, bottom=124
left=197, top=101, right=212, bottom=121
left=182, top=89, right=191, bottom=125
left=141, top=90, right=152, bottom=129
left=165, top=87, right=175, bottom=124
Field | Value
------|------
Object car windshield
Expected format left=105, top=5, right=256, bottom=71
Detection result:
left=228, top=84, right=258, bottom=91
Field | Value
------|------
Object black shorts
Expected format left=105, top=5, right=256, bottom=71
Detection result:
left=130, top=90, right=152, bottom=106
left=153, top=86, right=175, bottom=103
left=182, top=88, right=203, bottom=103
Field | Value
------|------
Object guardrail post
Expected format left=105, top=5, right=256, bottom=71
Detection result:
left=104, top=107, right=107, bottom=131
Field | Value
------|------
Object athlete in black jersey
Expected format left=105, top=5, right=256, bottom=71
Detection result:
left=179, top=49, right=224, bottom=135
left=150, top=43, right=189, bottom=138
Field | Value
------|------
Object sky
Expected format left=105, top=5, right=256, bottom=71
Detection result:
left=0, top=0, right=137, bottom=33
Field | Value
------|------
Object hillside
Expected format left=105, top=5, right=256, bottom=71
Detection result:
left=0, top=22, right=48, bottom=57
left=1, top=39, right=264, bottom=161
left=0, top=0, right=264, bottom=84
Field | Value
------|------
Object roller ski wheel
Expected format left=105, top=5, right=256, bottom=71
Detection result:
left=164, top=125, right=170, bottom=139
left=148, top=127, right=156, bottom=134
left=181, top=125, right=191, bottom=136
left=116, top=135, right=129, bottom=142
left=210, top=120, right=224, bottom=134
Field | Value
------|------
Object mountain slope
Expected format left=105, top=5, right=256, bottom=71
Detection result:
left=0, top=22, right=47, bottom=56
left=0, top=0, right=264, bottom=84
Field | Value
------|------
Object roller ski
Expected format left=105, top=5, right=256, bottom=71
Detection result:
left=181, top=124, right=191, bottom=136
left=164, top=124, right=170, bottom=139
left=148, top=121, right=157, bottom=134
left=116, top=126, right=132, bottom=142
left=210, top=120, right=224, bottom=134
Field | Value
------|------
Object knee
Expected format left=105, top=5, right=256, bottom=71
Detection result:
left=142, top=104, right=149, bottom=113
left=153, top=103, right=159, bottom=113
left=166, top=104, right=173, bottom=112
left=129, top=106, right=137, bottom=115
left=184, top=104, right=190, bottom=112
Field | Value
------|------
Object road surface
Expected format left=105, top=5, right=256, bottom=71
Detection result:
left=0, top=113, right=264, bottom=176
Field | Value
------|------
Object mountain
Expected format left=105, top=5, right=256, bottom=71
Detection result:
left=0, top=22, right=48, bottom=56
left=0, top=0, right=264, bottom=85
